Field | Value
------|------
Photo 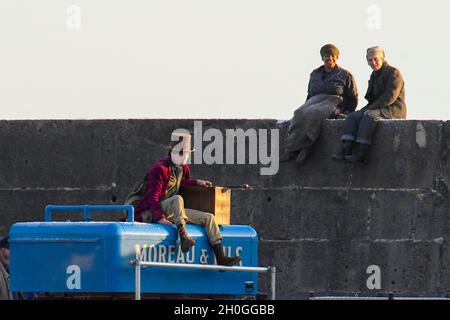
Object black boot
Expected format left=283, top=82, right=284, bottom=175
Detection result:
left=177, top=224, right=195, bottom=253
left=295, top=147, right=312, bottom=164
left=212, top=243, right=242, bottom=266
left=332, top=140, right=353, bottom=162
left=345, top=143, right=370, bottom=164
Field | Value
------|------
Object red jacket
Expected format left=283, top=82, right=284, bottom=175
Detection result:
left=134, top=156, right=198, bottom=222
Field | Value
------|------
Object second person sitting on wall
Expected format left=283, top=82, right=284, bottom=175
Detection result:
left=282, top=44, right=359, bottom=163
left=332, top=46, right=407, bottom=164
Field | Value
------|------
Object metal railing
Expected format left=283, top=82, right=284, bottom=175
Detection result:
left=130, top=256, right=276, bottom=300
left=44, top=204, right=134, bottom=222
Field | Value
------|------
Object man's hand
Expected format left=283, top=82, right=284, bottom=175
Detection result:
left=157, top=217, right=172, bottom=225
left=197, top=179, right=213, bottom=188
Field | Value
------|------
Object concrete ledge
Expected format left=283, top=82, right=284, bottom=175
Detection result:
left=1, top=119, right=446, bottom=190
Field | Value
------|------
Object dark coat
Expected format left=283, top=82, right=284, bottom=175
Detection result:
left=286, top=94, right=343, bottom=152
left=307, top=65, right=358, bottom=114
left=364, top=62, right=406, bottom=119
left=134, top=156, right=198, bottom=222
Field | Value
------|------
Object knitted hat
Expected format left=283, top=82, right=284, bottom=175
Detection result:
left=320, top=44, right=340, bottom=58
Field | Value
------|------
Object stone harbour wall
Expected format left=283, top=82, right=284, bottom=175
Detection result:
left=0, top=119, right=448, bottom=299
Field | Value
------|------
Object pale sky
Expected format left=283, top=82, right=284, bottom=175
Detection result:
left=0, top=0, right=449, bottom=120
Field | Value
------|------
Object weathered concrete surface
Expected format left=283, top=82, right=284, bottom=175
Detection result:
left=258, top=240, right=447, bottom=299
left=0, top=119, right=448, bottom=298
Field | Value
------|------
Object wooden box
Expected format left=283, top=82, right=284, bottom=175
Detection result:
left=179, top=186, right=231, bottom=225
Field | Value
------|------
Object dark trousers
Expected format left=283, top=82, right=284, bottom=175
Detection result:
left=341, top=109, right=388, bottom=145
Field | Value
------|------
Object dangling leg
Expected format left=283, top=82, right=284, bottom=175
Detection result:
left=345, top=109, right=381, bottom=164
left=332, top=110, right=364, bottom=162
left=160, top=195, right=195, bottom=253
left=186, top=209, right=242, bottom=266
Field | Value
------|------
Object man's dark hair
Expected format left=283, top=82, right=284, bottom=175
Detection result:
left=0, top=236, right=9, bottom=249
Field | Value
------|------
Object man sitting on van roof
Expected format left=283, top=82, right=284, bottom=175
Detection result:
left=134, top=132, right=241, bottom=267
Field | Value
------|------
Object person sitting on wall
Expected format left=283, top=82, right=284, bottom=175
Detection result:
left=332, top=46, right=407, bottom=164
left=281, top=44, right=359, bottom=163
left=133, top=132, right=242, bottom=266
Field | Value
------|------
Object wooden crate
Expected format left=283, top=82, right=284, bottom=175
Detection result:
left=179, top=186, right=231, bottom=225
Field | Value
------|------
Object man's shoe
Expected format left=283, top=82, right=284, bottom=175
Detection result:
left=280, top=151, right=297, bottom=163
left=295, top=148, right=311, bottom=164
left=181, top=238, right=196, bottom=253
left=218, top=256, right=242, bottom=267
left=332, top=149, right=347, bottom=162
left=177, top=224, right=196, bottom=253
left=332, top=141, right=353, bottom=162
left=345, top=143, right=370, bottom=164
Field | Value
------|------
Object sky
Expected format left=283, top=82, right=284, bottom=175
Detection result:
left=0, top=0, right=449, bottom=120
